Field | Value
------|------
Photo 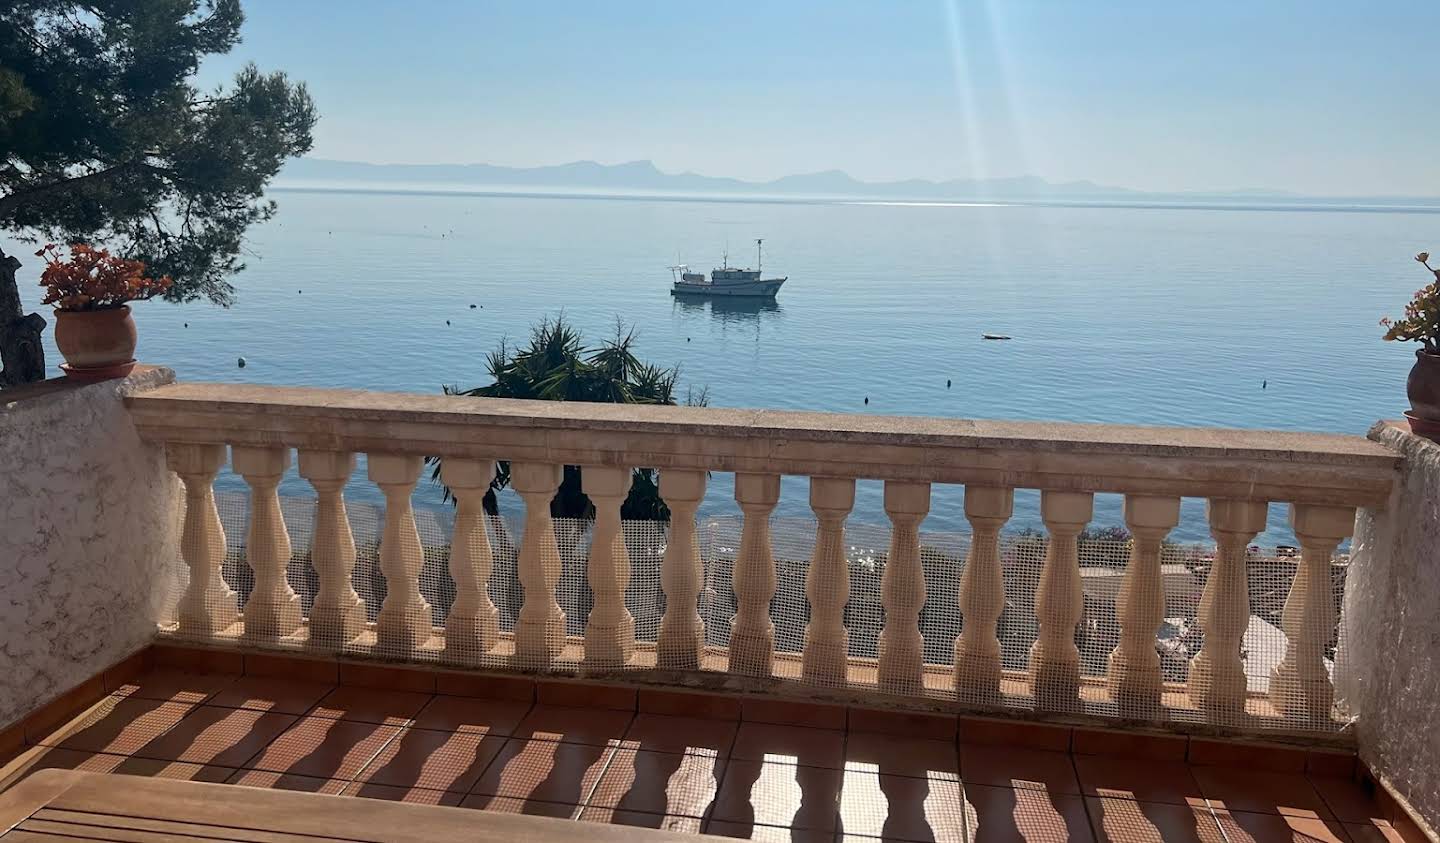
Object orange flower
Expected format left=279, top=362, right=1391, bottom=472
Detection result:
left=37, top=243, right=171, bottom=312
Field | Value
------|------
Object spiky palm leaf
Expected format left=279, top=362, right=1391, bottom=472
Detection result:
left=428, top=314, right=698, bottom=520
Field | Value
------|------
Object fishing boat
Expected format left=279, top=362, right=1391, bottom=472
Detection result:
left=670, top=239, right=786, bottom=298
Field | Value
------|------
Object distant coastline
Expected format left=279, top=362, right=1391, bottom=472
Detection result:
left=275, top=157, right=1440, bottom=209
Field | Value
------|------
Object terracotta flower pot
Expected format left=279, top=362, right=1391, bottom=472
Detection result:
left=53, top=304, right=137, bottom=382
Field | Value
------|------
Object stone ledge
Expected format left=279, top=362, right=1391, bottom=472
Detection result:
left=131, top=381, right=1394, bottom=461
left=2, top=365, right=174, bottom=415
left=127, top=380, right=1399, bottom=506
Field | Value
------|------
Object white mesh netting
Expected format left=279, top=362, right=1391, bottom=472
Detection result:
left=158, top=491, right=1347, bottom=734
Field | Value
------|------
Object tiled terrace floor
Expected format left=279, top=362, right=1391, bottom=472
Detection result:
left=0, top=665, right=1415, bottom=843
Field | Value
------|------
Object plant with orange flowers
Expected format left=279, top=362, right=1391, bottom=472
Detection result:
left=35, top=243, right=173, bottom=312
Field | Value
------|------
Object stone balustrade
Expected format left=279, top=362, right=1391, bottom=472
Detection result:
left=126, top=382, right=1398, bottom=733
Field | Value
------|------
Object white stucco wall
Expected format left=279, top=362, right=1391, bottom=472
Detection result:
left=1338, top=422, right=1440, bottom=838
left=0, top=367, right=180, bottom=729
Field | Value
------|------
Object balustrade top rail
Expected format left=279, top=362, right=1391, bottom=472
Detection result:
left=126, top=381, right=1398, bottom=506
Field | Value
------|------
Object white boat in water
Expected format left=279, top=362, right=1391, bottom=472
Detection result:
left=670, top=239, right=786, bottom=298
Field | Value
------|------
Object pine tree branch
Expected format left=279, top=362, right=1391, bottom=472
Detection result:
left=0, top=157, right=160, bottom=218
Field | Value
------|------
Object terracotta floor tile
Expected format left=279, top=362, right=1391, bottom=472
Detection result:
left=226, top=768, right=348, bottom=795
left=1306, top=752, right=1357, bottom=779
left=353, top=727, right=507, bottom=793
left=730, top=722, right=846, bottom=768
left=207, top=675, right=335, bottom=715
left=1191, top=768, right=1334, bottom=819
left=839, top=767, right=967, bottom=841
left=588, top=748, right=725, bottom=817
left=343, top=782, right=464, bottom=806
left=1074, top=756, right=1207, bottom=806
left=1309, top=776, right=1389, bottom=823
left=577, top=806, right=705, bottom=834
left=1212, top=808, right=1350, bottom=843
left=706, top=820, right=833, bottom=841
left=1345, top=820, right=1408, bottom=843
left=129, top=705, right=298, bottom=768
left=960, top=744, right=1082, bottom=795
left=1189, top=741, right=1306, bottom=774
left=112, top=669, right=237, bottom=704
left=468, top=737, right=615, bottom=807
left=1086, top=797, right=1226, bottom=843
left=458, top=792, right=582, bottom=819
left=49, top=697, right=196, bottom=755
left=621, top=713, right=739, bottom=755
left=1072, top=729, right=1188, bottom=763
left=962, top=783, right=1094, bottom=843
left=309, top=686, right=432, bottom=726
left=0, top=747, right=234, bottom=787
left=638, top=689, right=743, bottom=720
left=242, top=716, right=402, bottom=780
left=512, top=705, right=635, bottom=746
left=411, top=695, right=532, bottom=736
left=710, top=758, right=844, bottom=832
left=958, top=718, right=1073, bottom=752
left=845, top=731, right=961, bottom=781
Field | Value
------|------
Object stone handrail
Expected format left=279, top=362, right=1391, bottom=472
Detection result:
left=126, top=381, right=1398, bottom=731
left=127, top=382, right=1394, bottom=505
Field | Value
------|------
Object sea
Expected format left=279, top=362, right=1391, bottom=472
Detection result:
left=10, top=186, right=1437, bottom=544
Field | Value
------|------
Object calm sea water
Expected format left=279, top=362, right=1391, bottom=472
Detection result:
left=12, top=187, right=1436, bottom=543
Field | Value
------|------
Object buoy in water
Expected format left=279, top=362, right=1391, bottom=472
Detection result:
left=237, top=357, right=247, bottom=369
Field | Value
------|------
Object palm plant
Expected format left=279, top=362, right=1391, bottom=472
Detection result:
left=429, top=314, right=703, bottom=521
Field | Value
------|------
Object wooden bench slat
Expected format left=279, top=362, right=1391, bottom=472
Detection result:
left=2, top=772, right=718, bottom=842
left=21, top=817, right=227, bottom=843
left=5, top=831, right=120, bottom=843
left=31, top=809, right=342, bottom=843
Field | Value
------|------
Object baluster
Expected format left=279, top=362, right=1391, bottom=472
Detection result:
left=167, top=443, right=239, bottom=636
left=1270, top=504, right=1353, bottom=724
left=298, top=450, right=365, bottom=646
left=657, top=469, right=707, bottom=669
left=582, top=465, right=635, bottom=669
left=440, top=458, right=500, bottom=662
left=368, top=454, right=431, bottom=652
left=954, top=486, right=1014, bottom=703
left=1107, top=495, right=1181, bottom=714
left=731, top=472, right=780, bottom=677
left=512, top=462, right=566, bottom=668
left=802, top=477, right=855, bottom=687
left=232, top=445, right=301, bottom=640
left=1190, top=499, right=1267, bottom=716
left=1030, top=490, right=1093, bottom=711
left=878, top=481, right=931, bottom=695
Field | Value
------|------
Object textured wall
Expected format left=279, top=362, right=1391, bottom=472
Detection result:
left=1338, top=422, right=1440, bottom=837
left=0, top=367, right=180, bottom=729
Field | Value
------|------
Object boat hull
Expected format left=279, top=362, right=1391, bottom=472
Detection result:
left=671, top=278, right=786, bottom=298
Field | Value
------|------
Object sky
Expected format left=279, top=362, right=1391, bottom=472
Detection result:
left=199, top=1, right=1440, bottom=196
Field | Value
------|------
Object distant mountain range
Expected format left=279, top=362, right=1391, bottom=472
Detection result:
left=279, top=157, right=1303, bottom=201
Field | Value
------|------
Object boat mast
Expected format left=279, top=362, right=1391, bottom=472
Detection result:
left=756, top=238, right=763, bottom=273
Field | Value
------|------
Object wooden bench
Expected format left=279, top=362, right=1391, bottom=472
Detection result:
left=0, top=770, right=718, bottom=841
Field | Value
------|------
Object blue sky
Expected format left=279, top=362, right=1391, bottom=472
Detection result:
left=200, top=1, right=1440, bottom=195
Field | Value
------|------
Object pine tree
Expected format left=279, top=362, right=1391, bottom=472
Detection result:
left=0, top=0, right=316, bottom=385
